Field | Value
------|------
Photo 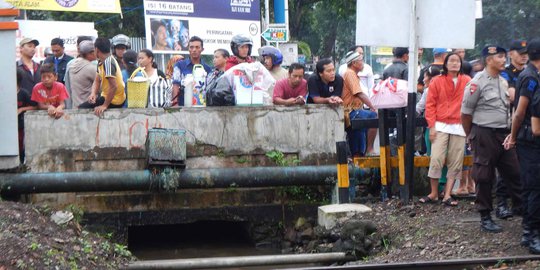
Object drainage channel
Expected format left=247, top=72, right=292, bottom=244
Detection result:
left=126, top=220, right=342, bottom=269
left=128, top=221, right=277, bottom=260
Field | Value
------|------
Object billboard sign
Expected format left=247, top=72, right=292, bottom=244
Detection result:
left=6, top=0, right=121, bottom=13
left=262, top=25, right=288, bottom=42
left=16, top=20, right=97, bottom=61
left=356, top=0, right=476, bottom=48
left=143, top=0, right=261, bottom=55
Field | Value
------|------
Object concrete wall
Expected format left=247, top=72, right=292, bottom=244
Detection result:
left=25, top=105, right=345, bottom=173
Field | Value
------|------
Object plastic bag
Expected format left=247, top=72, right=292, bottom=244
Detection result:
left=215, top=62, right=275, bottom=106
left=370, top=77, right=408, bottom=109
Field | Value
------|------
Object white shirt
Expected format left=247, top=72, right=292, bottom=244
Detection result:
left=435, top=121, right=465, bottom=137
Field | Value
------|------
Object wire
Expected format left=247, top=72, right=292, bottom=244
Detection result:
left=95, top=5, right=143, bottom=25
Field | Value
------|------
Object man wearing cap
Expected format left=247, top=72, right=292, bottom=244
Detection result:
left=503, top=38, right=540, bottom=254
left=418, top=48, right=449, bottom=92
left=502, top=40, right=529, bottom=103
left=65, top=40, right=97, bottom=108
left=342, top=51, right=377, bottom=156
left=383, top=47, right=409, bottom=80
left=44, top=38, right=73, bottom=85
left=16, top=38, right=41, bottom=95
left=495, top=40, right=529, bottom=220
left=461, top=45, right=522, bottom=233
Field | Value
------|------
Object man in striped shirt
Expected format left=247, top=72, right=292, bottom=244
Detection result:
left=79, top=37, right=126, bottom=116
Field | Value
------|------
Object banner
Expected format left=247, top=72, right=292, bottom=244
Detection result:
left=16, top=20, right=97, bottom=61
left=143, top=0, right=261, bottom=55
left=6, top=0, right=121, bottom=13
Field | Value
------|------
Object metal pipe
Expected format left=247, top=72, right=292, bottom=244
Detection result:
left=0, top=165, right=348, bottom=194
left=126, top=252, right=353, bottom=270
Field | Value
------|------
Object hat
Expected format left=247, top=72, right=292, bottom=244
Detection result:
left=345, top=51, right=362, bottom=64
left=528, top=38, right=540, bottom=61
left=19, top=37, right=39, bottom=47
left=481, top=45, right=507, bottom=57
left=509, top=40, right=528, bottom=53
left=79, top=40, right=94, bottom=54
left=433, top=48, right=450, bottom=55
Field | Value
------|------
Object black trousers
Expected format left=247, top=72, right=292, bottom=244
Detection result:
left=495, top=173, right=509, bottom=203
left=516, top=144, right=540, bottom=229
left=470, top=125, right=522, bottom=212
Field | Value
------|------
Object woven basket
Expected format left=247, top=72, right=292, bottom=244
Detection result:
left=127, top=67, right=150, bottom=108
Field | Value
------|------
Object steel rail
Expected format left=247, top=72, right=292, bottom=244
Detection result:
left=280, top=255, right=540, bottom=270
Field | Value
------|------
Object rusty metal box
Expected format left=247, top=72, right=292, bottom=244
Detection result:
left=146, top=128, right=186, bottom=168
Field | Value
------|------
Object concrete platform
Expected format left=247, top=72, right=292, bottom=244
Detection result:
left=318, top=203, right=372, bottom=229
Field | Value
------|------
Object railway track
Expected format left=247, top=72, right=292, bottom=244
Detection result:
left=282, top=255, right=540, bottom=270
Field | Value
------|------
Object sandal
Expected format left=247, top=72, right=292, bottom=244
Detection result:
left=419, top=196, right=437, bottom=204
left=453, top=189, right=469, bottom=196
left=442, top=197, right=458, bottom=207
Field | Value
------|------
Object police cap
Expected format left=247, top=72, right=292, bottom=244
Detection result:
left=528, top=38, right=540, bottom=61
left=481, top=45, right=506, bottom=58
left=509, top=40, right=528, bottom=54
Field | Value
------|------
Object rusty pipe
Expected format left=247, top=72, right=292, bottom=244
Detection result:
left=126, top=252, right=353, bottom=269
left=0, top=165, right=362, bottom=194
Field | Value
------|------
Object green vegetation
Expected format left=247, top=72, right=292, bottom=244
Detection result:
left=114, top=244, right=132, bottom=257
left=65, top=204, right=85, bottom=224
left=265, top=150, right=300, bottom=167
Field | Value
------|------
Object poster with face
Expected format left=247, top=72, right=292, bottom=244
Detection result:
left=144, top=0, right=261, bottom=55
left=150, top=18, right=190, bottom=51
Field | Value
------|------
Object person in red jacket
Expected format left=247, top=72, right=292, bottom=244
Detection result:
left=225, top=34, right=254, bottom=70
left=419, top=52, right=471, bottom=206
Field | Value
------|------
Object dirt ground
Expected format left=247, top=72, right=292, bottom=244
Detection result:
left=349, top=198, right=540, bottom=269
left=1, top=196, right=539, bottom=270
left=0, top=200, right=133, bottom=270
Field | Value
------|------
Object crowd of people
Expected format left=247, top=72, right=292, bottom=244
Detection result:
left=14, top=32, right=540, bottom=254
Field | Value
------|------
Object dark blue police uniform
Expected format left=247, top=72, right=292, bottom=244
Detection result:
left=513, top=38, right=540, bottom=254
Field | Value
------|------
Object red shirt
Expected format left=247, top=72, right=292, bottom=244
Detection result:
left=31, top=81, right=69, bottom=107
left=425, top=74, right=471, bottom=128
left=273, top=78, right=307, bottom=101
left=225, top=56, right=254, bottom=71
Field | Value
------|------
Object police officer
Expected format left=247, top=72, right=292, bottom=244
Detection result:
left=461, top=45, right=522, bottom=233
left=495, top=40, right=529, bottom=219
left=503, top=38, right=540, bottom=254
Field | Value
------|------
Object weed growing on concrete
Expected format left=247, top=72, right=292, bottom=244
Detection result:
left=265, top=150, right=300, bottom=167
left=235, top=156, right=248, bottom=164
left=216, top=148, right=226, bottom=158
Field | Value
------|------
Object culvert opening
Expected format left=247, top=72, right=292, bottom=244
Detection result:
left=128, top=220, right=279, bottom=260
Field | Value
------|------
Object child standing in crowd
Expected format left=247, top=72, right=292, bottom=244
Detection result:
left=31, top=63, right=69, bottom=119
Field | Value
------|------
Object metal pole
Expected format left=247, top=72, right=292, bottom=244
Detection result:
left=264, top=0, right=270, bottom=45
left=0, top=165, right=354, bottom=194
left=336, top=141, right=350, bottom=203
left=404, top=0, right=419, bottom=204
left=126, top=252, right=353, bottom=270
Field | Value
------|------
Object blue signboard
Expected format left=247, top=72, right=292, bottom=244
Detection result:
left=144, top=0, right=261, bottom=54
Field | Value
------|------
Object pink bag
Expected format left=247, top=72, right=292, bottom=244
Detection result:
left=370, top=77, right=408, bottom=109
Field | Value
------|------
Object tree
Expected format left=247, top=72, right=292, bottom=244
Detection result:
left=27, top=0, right=145, bottom=38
